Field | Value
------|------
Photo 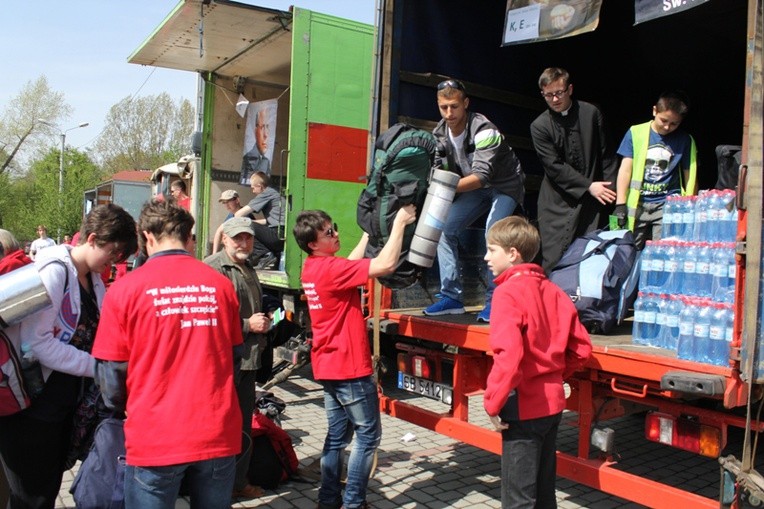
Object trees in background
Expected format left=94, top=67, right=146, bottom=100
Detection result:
left=0, top=76, right=72, bottom=175
left=94, top=92, right=194, bottom=174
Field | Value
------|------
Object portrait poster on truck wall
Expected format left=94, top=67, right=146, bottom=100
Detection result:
left=634, top=0, right=711, bottom=25
left=502, top=0, right=603, bottom=46
left=241, top=98, right=278, bottom=185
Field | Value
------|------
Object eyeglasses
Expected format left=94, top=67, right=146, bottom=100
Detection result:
left=324, top=223, right=339, bottom=237
left=437, top=79, right=466, bottom=92
left=541, top=86, right=569, bottom=100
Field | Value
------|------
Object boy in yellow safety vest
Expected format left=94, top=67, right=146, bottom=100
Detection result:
left=614, top=90, right=697, bottom=250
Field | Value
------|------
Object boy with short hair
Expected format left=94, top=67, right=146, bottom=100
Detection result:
left=614, top=90, right=698, bottom=249
left=483, top=216, right=592, bottom=509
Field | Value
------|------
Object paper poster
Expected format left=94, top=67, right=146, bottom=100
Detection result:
left=634, top=0, right=711, bottom=25
left=502, top=0, right=603, bottom=46
left=240, top=98, right=277, bottom=185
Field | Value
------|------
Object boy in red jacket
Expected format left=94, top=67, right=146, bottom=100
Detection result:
left=483, top=216, right=592, bottom=509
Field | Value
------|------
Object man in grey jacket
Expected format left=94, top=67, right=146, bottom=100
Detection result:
left=423, top=79, right=525, bottom=322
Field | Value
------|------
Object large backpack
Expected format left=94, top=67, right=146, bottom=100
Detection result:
left=247, top=412, right=299, bottom=489
left=549, top=229, right=638, bottom=334
left=357, top=123, right=437, bottom=289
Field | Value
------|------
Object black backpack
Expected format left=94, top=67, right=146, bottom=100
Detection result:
left=549, top=229, right=638, bottom=334
left=356, top=124, right=437, bottom=289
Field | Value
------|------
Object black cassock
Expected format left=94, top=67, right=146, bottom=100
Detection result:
left=530, top=100, right=618, bottom=272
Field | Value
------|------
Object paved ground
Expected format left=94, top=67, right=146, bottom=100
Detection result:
left=56, top=364, right=727, bottom=508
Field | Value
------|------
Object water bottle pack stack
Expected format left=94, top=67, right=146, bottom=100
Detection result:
left=632, top=190, right=737, bottom=367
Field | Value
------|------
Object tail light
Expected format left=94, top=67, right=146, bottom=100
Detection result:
left=411, top=355, right=431, bottom=378
left=645, top=412, right=721, bottom=457
left=397, top=353, right=410, bottom=374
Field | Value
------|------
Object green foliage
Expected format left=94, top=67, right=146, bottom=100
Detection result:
left=0, top=76, right=73, bottom=175
left=0, top=147, right=104, bottom=241
left=94, top=93, right=194, bottom=174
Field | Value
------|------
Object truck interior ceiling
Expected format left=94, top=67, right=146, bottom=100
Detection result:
left=386, top=0, right=747, bottom=214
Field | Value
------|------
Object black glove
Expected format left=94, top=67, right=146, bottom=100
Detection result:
left=614, top=204, right=627, bottom=228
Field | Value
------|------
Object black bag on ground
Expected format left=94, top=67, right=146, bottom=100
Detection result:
left=549, top=229, right=638, bottom=334
left=357, top=123, right=437, bottom=289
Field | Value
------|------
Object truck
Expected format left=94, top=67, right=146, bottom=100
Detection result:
left=131, top=0, right=763, bottom=507
left=83, top=170, right=152, bottom=222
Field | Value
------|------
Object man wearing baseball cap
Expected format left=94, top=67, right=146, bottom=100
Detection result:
left=212, top=190, right=255, bottom=252
left=204, top=216, right=271, bottom=500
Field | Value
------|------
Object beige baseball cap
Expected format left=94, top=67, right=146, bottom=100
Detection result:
left=218, top=189, right=239, bottom=202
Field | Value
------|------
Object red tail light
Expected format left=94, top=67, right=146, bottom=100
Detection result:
left=411, top=355, right=431, bottom=378
left=645, top=412, right=721, bottom=457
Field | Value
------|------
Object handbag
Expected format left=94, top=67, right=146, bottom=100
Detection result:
left=70, top=417, right=126, bottom=509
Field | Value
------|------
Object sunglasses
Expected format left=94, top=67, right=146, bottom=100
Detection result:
left=437, top=79, right=465, bottom=92
left=324, top=223, right=339, bottom=237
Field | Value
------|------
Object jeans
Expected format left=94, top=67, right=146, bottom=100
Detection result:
left=319, top=376, right=382, bottom=509
left=437, top=187, right=518, bottom=302
left=500, top=412, right=562, bottom=509
left=124, top=455, right=236, bottom=509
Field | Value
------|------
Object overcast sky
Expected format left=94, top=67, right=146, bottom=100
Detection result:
left=0, top=1, right=376, bottom=152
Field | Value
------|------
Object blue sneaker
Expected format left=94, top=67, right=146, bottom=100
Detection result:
left=476, top=304, right=491, bottom=323
left=423, top=297, right=465, bottom=316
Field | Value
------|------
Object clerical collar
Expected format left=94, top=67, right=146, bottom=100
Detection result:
left=560, top=105, right=572, bottom=116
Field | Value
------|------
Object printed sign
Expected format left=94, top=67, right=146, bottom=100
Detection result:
left=634, top=0, right=711, bottom=25
left=502, top=0, right=603, bottom=46
left=241, top=98, right=278, bottom=184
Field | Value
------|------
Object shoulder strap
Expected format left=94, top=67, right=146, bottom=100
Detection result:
left=37, top=259, right=70, bottom=296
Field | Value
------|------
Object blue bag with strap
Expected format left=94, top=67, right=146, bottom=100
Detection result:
left=549, top=229, right=638, bottom=334
left=70, top=417, right=126, bottom=509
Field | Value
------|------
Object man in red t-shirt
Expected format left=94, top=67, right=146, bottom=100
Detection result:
left=93, top=200, right=243, bottom=509
left=293, top=204, right=416, bottom=509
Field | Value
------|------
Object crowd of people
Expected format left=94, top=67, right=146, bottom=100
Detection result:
left=0, top=65, right=699, bottom=509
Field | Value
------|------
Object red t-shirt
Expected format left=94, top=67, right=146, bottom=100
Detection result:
left=92, top=252, right=243, bottom=466
left=301, top=256, right=372, bottom=380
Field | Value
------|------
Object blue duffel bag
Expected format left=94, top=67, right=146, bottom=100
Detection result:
left=70, top=417, right=126, bottom=509
left=549, top=229, right=639, bottom=334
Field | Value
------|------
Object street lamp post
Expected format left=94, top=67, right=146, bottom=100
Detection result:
left=38, top=120, right=89, bottom=243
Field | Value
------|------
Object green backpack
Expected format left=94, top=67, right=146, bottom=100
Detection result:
left=357, top=123, right=437, bottom=289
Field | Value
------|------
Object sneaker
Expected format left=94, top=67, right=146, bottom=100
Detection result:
left=476, top=304, right=491, bottom=323
left=232, top=484, right=263, bottom=499
left=423, top=296, right=465, bottom=316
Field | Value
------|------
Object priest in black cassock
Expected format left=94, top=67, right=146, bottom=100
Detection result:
left=531, top=67, right=618, bottom=272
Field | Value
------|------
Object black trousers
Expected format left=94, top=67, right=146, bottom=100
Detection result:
left=500, top=412, right=562, bottom=509
left=0, top=412, right=73, bottom=509
left=251, top=224, right=284, bottom=261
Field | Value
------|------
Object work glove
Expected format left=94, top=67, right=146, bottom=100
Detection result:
left=614, top=204, right=627, bottom=228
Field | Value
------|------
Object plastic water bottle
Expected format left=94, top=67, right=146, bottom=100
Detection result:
left=639, top=241, right=655, bottom=293
left=705, top=190, right=722, bottom=241
left=662, top=195, right=677, bottom=238
left=640, top=293, right=660, bottom=346
left=663, top=241, right=680, bottom=295
left=683, top=242, right=700, bottom=296
left=693, top=301, right=713, bottom=363
left=677, top=298, right=698, bottom=361
left=709, top=303, right=729, bottom=366
left=652, top=241, right=668, bottom=292
left=664, top=294, right=683, bottom=351
left=655, top=294, right=669, bottom=349
left=20, top=342, right=45, bottom=398
left=719, top=190, right=738, bottom=242
left=681, top=196, right=695, bottom=240
left=696, top=242, right=712, bottom=298
left=712, top=243, right=736, bottom=303
left=693, top=191, right=709, bottom=241
left=633, top=292, right=646, bottom=345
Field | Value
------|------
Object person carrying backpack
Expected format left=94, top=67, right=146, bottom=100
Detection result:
left=423, top=79, right=525, bottom=323
left=0, top=205, right=137, bottom=509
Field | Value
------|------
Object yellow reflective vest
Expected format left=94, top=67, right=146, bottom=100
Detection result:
left=625, top=121, right=697, bottom=231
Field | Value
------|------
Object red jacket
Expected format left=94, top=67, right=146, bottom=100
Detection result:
left=483, top=263, right=592, bottom=421
left=0, top=250, right=32, bottom=275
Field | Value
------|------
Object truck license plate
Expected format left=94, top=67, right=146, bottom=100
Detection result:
left=397, top=372, right=452, bottom=404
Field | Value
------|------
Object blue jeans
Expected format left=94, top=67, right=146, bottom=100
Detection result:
left=437, top=187, right=518, bottom=302
left=500, top=413, right=562, bottom=509
left=124, top=455, right=236, bottom=509
left=319, top=376, right=382, bottom=509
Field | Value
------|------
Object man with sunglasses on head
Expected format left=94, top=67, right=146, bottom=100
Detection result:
left=293, top=205, right=416, bottom=509
left=531, top=67, right=618, bottom=272
left=423, top=79, right=525, bottom=323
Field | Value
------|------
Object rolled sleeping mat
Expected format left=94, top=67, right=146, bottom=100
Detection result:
left=408, top=169, right=460, bottom=267
left=0, top=264, right=52, bottom=329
